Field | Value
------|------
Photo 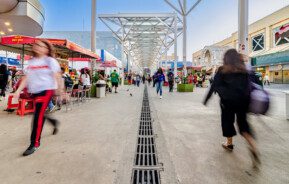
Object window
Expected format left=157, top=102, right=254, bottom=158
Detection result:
left=252, top=34, right=264, bottom=52
left=274, top=24, right=289, bottom=46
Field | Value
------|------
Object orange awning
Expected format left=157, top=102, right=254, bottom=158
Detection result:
left=0, top=35, right=100, bottom=60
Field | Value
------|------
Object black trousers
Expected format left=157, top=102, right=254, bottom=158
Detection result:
left=220, top=100, right=252, bottom=138
left=31, top=90, right=58, bottom=147
left=168, top=81, right=174, bottom=92
left=0, top=84, right=7, bottom=97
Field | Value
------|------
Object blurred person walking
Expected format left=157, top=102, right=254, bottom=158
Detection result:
left=264, top=74, right=270, bottom=85
left=167, top=68, right=174, bottom=92
left=0, top=64, right=9, bottom=101
left=203, top=49, right=260, bottom=167
left=152, top=72, right=157, bottom=87
left=110, top=70, right=119, bottom=93
left=14, top=39, right=61, bottom=156
left=155, top=68, right=165, bottom=99
left=142, top=75, right=146, bottom=84
left=147, top=75, right=152, bottom=86
left=136, top=74, right=141, bottom=87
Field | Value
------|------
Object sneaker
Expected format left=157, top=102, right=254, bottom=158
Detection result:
left=222, top=142, right=234, bottom=151
left=23, top=145, right=39, bottom=156
left=160, top=96, right=162, bottom=99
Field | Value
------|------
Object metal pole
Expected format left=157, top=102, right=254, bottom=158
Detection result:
left=91, top=0, right=96, bottom=71
left=22, top=45, right=24, bottom=70
left=5, top=50, right=8, bottom=66
left=121, top=41, right=125, bottom=85
left=238, top=0, right=249, bottom=56
left=182, top=0, right=187, bottom=74
left=174, top=14, right=178, bottom=85
left=165, top=39, right=168, bottom=75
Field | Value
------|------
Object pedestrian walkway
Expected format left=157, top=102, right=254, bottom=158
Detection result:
left=0, top=87, right=143, bottom=184
left=0, top=85, right=288, bottom=184
left=149, top=86, right=289, bottom=184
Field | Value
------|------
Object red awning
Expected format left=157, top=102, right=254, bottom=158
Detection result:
left=0, top=35, right=100, bottom=60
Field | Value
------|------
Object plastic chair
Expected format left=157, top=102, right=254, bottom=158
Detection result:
left=83, top=85, right=91, bottom=102
left=6, top=95, right=18, bottom=110
left=17, top=98, right=35, bottom=116
left=64, top=86, right=74, bottom=112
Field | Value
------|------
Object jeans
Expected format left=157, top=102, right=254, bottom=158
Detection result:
left=156, top=81, right=163, bottom=96
left=48, top=100, right=54, bottom=109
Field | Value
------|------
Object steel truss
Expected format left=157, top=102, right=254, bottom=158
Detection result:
left=99, top=13, right=183, bottom=70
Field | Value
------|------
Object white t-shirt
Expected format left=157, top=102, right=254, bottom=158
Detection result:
left=25, top=56, right=60, bottom=94
left=80, top=74, right=91, bottom=86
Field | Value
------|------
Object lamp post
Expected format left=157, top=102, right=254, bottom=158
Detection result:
left=238, top=0, right=249, bottom=56
left=91, top=0, right=96, bottom=72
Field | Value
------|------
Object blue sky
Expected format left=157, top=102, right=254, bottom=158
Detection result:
left=40, top=0, right=289, bottom=58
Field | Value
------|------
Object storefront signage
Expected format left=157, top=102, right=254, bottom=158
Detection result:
left=1, top=35, right=35, bottom=45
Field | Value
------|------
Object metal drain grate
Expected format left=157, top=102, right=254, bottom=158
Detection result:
left=135, top=137, right=157, bottom=166
left=132, top=169, right=160, bottom=184
left=131, top=86, right=161, bottom=184
left=139, top=122, right=153, bottom=136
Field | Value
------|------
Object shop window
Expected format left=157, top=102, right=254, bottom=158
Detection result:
left=274, top=24, right=289, bottom=46
left=252, top=34, right=264, bottom=51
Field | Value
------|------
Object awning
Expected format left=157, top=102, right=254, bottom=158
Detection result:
left=251, top=49, right=289, bottom=67
left=68, top=57, right=102, bottom=62
left=0, top=35, right=100, bottom=59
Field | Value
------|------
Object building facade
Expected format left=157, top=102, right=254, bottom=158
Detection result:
left=192, top=5, right=289, bottom=83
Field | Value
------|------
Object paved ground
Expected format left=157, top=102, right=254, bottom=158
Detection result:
left=0, top=84, right=288, bottom=184
left=149, top=85, right=289, bottom=184
left=0, top=87, right=143, bottom=184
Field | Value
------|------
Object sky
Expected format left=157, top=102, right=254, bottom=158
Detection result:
left=40, top=0, right=289, bottom=60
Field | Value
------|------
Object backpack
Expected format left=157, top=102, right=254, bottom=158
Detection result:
left=248, top=82, right=270, bottom=115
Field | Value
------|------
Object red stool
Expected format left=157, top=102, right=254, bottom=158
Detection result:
left=17, top=98, right=35, bottom=116
left=6, top=95, right=19, bottom=110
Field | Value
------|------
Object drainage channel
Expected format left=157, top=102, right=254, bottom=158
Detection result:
left=131, top=85, right=162, bottom=184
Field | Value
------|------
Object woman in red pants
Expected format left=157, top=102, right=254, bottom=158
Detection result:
left=14, top=39, right=61, bottom=156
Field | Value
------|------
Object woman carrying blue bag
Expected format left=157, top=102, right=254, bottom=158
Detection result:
left=203, top=49, right=261, bottom=167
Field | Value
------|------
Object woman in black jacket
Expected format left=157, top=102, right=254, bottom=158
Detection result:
left=0, top=64, right=9, bottom=100
left=203, top=49, right=260, bottom=166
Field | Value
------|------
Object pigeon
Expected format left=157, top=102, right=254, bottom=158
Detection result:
left=130, top=93, right=133, bottom=97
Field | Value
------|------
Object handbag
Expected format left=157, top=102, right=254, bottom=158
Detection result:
left=249, top=82, right=270, bottom=115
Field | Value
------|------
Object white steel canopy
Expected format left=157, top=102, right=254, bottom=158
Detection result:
left=99, top=13, right=183, bottom=70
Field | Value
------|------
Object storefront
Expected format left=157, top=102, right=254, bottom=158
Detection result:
left=252, top=49, right=289, bottom=84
